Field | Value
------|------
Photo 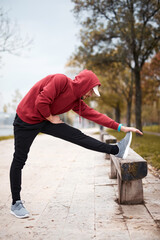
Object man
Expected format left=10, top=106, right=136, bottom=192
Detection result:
left=10, top=69, right=142, bottom=219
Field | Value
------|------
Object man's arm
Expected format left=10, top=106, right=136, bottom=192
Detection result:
left=72, top=100, right=143, bottom=135
left=35, top=74, right=68, bottom=119
left=72, top=100, right=119, bottom=130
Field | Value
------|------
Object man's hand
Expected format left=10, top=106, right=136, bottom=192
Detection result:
left=121, top=126, right=143, bottom=135
left=46, top=115, right=63, bottom=124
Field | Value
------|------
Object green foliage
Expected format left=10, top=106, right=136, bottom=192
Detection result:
left=108, top=129, right=160, bottom=170
left=72, top=0, right=160, bottom=68
left=141, top=52, right=160, bottom=125
left=70, top=0, right=160, bottom=130
left=141, top=52, right=160, bottom=105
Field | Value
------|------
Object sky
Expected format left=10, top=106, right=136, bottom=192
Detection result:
left=0, top=0, right=81, bottom=112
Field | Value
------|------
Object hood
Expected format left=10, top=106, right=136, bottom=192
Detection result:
left=72, top=69, right=101, bottom=98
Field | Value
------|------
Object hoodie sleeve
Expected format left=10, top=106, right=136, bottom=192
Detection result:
left=72, top=100, right=119, bottom=130
left=35, top=75, right=68, bottom=118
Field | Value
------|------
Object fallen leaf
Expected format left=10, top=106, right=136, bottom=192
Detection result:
left=25, top=226, right=34, bottom=229
left=28, top=218, right=35, bottom=221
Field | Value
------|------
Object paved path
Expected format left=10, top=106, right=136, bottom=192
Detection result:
left=144, top=131, right=160, bottom=136
left=0, top=129, right=160, bottom=240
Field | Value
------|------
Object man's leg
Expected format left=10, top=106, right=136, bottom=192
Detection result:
left=41, top=122, right=117, bottom=154
left=10, top=115, right=43, bottom=204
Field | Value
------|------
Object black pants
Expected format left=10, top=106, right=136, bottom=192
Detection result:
left=10, top=114, right=113, bottom=203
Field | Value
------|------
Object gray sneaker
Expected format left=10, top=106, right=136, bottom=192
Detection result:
left=115, top=132, right=132, bottom=159
left=10, top=200, right=29, bottom=219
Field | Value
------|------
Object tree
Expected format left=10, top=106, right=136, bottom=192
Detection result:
left=67, top=51, right=134, bottom=125
left=95, top=70, right=125, bottom=123
left=141, top=52, right=160, bottom=104
left=93, top=63, right=134, bottom=125
left=11, top=89, right=23, bottom=111
left=71, top=0, right=160, bottom=131
left=0, top=7, right=32, bottom=65
left=3, top=89, right=23, bottom=113
left=141, top=52, right=160, bottom=124
left=3, top=104, right=8, bottom=113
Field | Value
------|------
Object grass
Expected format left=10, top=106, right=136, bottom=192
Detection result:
left=108, top=129, right=160, bottom=170
left=0, top=135, right=14, bottom=141
left=143, top=125, right=160, bottom=133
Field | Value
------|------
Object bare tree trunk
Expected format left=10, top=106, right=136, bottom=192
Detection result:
left=127, top=101, right=132, bottom=126
left=115, top=103, right=121, bottom=123
left=126, top=71, right=134, bottom=127
left=134, top=70, right=142, bottom=132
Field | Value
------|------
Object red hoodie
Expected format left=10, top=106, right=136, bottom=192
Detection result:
left=17, top=69, right=119, bottom=130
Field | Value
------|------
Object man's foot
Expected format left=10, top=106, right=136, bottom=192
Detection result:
left=10, top=200, right=29, bottom=219
left=115, top=132, right=132, bottom=159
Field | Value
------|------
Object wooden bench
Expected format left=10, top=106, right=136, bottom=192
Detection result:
left=103, top=134, right=117, bottom=144
left=100, top=133, right=148, bottom=204
left=110, top=148, right=148, bottom=204
left=103, top=134, right=117, bottom=159
left=100, top=130, right=109, bottom=142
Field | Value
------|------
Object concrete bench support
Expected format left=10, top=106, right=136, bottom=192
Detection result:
left=117, top=175, right=144, bottom=204
left=110, top=158, right=117, bottom=179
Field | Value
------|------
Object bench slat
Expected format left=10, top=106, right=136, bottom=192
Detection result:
left=100, top=131, right=109, bottom=142
left=111, top=148, right=148, bottom=181
left=103, top=134, right=117, bottom=159
left=104, top=134, right=117, bottom=144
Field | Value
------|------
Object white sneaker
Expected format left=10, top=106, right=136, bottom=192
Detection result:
left=10, top=200, right=29, bottom=219
left=115, top=132, right=132, bottom=159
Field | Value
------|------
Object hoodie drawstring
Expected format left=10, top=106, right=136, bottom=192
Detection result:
left=79, top=98, right=82, bottom=124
